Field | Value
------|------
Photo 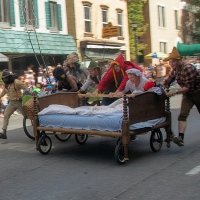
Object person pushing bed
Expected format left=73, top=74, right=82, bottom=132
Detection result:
left=0, top=70, right=27, bottom=139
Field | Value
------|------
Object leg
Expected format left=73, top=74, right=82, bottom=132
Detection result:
left=0, top=101, right=16, bottom=139
left=173, top=94, right=194, bottom=146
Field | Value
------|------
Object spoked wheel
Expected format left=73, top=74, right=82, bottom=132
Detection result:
left=23, top=116, right=35, bottom=140
left=75, top=134, right=88, bottom=145
left=115, top=141, right=126, bottom=165
left=38, top=135, right=52, bottom=155
left=54, top=132, right=72, bottom=142
left=150, top=129, right=163, bottom=152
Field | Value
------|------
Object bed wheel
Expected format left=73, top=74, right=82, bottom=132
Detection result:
left=38, top=135, right=52, bottom=155
left=115, top=141, right=126, bottom=165
left=23, top=116, right=35, bottom=140
left=75, top=134, right=88, bottom=145
left=150, top=129, right=163, bottom=152
left=54, top=132, right=72, bottom=142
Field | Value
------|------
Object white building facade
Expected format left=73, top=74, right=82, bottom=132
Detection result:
left=0, top=0, right=77, bottom=74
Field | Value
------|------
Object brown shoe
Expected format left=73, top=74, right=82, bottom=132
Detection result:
left=173, top=136, right=184, bottom=146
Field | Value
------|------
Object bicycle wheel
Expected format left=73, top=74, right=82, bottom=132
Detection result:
left=38, top=135, right=52, bottom=155
left=150, top=129, right=163, bottom=152
left=23, top=116, right=35, bottom=140
left=54, top=132, right=72, bottom=142
left=75, top=134, right=88, bottom=145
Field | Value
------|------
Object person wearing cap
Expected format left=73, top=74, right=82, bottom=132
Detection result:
left=93, top=53, right=142, bottom=105
left=0, top=69, right=28, bottom=139
left=78, top=60, right=107, bottom=94
left=53, top=67, right=81, bottom=92
left=117, top=68, right=149, bottom=98
left=163, top=47, right=200, bottom=147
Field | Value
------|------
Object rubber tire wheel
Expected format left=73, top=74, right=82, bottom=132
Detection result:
left=150, top=129, right=163, bottom=152
left=115, top=141, right=126, bottom=165
left=38, top=135, right=52, bottom=155
left=55, top=132, right=72, bottom=142
left=23, top=116, right=35, bottom=140
left=75, top=134, right=88, bottom=145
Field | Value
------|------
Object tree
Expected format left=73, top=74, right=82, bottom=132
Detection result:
left=127, top=0, right=148, bottom=61
left=183, top=0, right=200, bottom=43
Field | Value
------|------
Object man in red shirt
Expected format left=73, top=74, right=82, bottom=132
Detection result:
left=93, top=53, right=142, bottom=105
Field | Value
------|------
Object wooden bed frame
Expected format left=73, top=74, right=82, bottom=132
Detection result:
left=33, top=92, right=172, bottom=164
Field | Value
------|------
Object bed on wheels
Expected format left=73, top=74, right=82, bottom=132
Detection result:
left=32, top=92, right=172, bottom=165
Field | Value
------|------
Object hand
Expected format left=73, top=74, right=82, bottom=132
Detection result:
left=166, top=92, right=175, bottom=97
left=129, top=93, right=136, bottom=98
left=85, top=92, right=91, bottom=97
left=108, top=92, right=115, bottom=98
left=116, top=92, right=123, bottom=98
left=92, top=91, right=98, bottom=97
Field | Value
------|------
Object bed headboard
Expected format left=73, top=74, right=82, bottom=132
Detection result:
left=128, top=92, right=166, bottom=124
left=38, top=92, right=79, bottom=111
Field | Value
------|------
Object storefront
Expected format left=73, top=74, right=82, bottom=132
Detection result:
left=0, top=29, right=77, bottom=76
left=80, top=41, right=126, bottom=67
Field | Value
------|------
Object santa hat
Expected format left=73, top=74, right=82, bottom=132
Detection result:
left=143, top=81, right=155, bottom=91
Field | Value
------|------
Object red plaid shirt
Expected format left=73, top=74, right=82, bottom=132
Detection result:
left=164, top=64, right=200, bottom=92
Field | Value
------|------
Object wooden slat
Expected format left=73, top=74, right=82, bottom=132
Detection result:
left=37, top=127, right=122, bottom=137
left=78, top=93, right=131, bottom=98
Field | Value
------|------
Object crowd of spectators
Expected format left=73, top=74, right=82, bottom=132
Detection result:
left=0, top=55, right=199, bottom=118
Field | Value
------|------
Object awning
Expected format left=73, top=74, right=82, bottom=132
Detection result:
left=0, top=53, right=8, bottom=62
left=0, top=29, right=77, bottom=56
left=86, top=44, right=121, bottom=49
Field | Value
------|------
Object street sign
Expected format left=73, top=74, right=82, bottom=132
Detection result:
left=102, top=22, right=119, bottom=38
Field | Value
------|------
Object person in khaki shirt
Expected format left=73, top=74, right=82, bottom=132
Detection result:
left=153, top=59, right=172, bottom=83
left=0, top=69, right=27, bottom=139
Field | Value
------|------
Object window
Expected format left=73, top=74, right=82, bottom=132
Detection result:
left=160, top=42, right=167, bottom=54
left=117, top=12, right=123, bottom=37
left=102, top=9, right=107, bottom=27
left=19, top=0, right=38, bottom=28
left=24, top=0, right=34, bottom=26
left=158, top=5, right=165, bottom=27
left=45, top=1, right=62, bottom=31
left=84, top=6, right=91, bottom=32
left=0, top=0, right=10, bottom=27
left=49, top=1, right=58, bottom=30
left=175, top=10, right=178, bottom=30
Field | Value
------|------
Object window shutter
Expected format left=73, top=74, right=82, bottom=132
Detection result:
left=57, top=4, right=62, bottom=31
left=45, top=2, right=51, bottom=29
left=19, top=0, right=25, bottom=27
left=9, top=0, right=15, bottom=26
left=34, top=0, right=39, bottom=28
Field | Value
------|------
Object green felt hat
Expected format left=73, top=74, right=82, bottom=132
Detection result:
left=88, top=60, right=99, bottom=69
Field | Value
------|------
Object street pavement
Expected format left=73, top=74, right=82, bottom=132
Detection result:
left=0, top=92, right=200, bottom=200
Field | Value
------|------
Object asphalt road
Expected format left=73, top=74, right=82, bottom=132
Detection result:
left=0, top=95, right=200, bottom=200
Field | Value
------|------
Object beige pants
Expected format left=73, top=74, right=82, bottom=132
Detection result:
left=2, top=100, right=25, bottom=130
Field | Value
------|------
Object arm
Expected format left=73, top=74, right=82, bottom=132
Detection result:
left=97, top=69, right=113, bottom=93
left=80, top=76, right=93, bottom=92
left=163, top=69, right=176, bottom=89
left=67, top=75, right=78, bottom=92
left=0, top=87, right=7, bottom=98
left=117, top=73, right=129, bottom=91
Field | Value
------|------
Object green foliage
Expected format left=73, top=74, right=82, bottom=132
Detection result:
left=128, top=0, right=148, bottom=61
left=184, top=0, right=200, bottom=5
left=184, top=0, right=200, bottom=43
